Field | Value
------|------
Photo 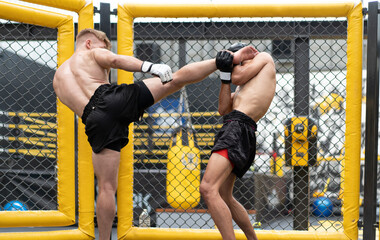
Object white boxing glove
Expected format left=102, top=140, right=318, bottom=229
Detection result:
left=141, top=61, right=173, bottom=84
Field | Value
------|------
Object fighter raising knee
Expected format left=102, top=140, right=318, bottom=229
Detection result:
left=53, top=28, right=220, bottom=240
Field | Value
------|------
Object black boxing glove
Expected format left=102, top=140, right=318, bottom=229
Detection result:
left=228, top=42, right=247, bottom=53
left=216, top=50, right=234, bottom=84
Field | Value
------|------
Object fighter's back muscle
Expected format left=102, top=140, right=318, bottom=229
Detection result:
left=53, top=50, right=109, bottom=117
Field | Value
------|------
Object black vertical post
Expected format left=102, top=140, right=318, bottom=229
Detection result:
left=364, top=2, right=380, bottom=240
left=100, top=2, right=111, bottom=83
left=100, top=3, right=111, bottom=40
left=293, top=37, right=310, bottom=230
left=178, top=39, right=187, bottom=127
left=99, top=3, right=113, bottom=238
left=272, top=132, right=279, bottom=175
left=179, top=39, right=187, bottom=68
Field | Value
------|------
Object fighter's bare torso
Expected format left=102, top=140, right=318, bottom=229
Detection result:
left=53, top=49, right=110, bottom=117
left=232, top=57, right=276, bottom=122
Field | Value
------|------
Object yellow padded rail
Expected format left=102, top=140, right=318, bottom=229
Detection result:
left=343, top=3, right=363, bottom=240
left=0, top=0, right=75, bottom=229
left=0, top=0, right=94, bottom=239
left=117, top=1, right=362, bottom=240
left=0, top=1, right=72, bottom=28
left=21, top=0, right=90, bottom=13
left=122, top=2, right=355, bottom=18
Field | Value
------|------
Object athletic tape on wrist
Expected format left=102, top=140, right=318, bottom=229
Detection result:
left=220, top=71, right=231, bottom=81
left=141, top=61, right=153, bottom=73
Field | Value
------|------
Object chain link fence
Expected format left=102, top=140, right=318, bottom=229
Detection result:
left=131, top=18, right=348, bottom=231
left=0, top=13, right=354, bottom=233
left=0, top=21, right=57, bottom=211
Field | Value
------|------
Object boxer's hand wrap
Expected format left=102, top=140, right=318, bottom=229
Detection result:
left=142, top=61, right=173, bottom=84
left=216, top=51, right=234, bottom=84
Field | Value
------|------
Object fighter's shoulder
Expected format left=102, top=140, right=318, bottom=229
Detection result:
left=92, top=47, right=112, bottom=55
left=255, top=52, right=274, bottom=64
left=91, top=48, right=115, bottom=61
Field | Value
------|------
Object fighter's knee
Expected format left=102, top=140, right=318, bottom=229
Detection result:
left=199, top=181, right=211, bottom=199
left=98, top=181, right=117, bottom=194
left=200, top=181, right=217, bottom=201
left=199, top=181, right=207, bottom=195
left=170, top=72, right=186, bottom=89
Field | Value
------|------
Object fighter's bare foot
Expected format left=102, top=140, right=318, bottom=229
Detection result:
left=233, top=46, right=259, bottom=64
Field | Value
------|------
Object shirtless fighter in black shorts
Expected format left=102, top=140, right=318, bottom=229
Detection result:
left=53, top=29, right=257, bottom=240
left=200, top=43, right=276, bottom=240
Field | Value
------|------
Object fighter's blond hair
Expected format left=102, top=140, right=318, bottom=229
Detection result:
left=76, top=28, right=111, bottom=50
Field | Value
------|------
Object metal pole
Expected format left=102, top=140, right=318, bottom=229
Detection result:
left=293, top=37, right=310, bottom=230
left=364, top=2, right=380, bottom=240
left=99, top=2, right=112, bottom=83
left=178, top=39, right=190, bottom=128
left=99, top=3, right=111, bottom=40
left=98, top=3, right=113, bottom=238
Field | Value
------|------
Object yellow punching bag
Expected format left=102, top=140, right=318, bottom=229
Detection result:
left=166, top=126, right=201, bottom=210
